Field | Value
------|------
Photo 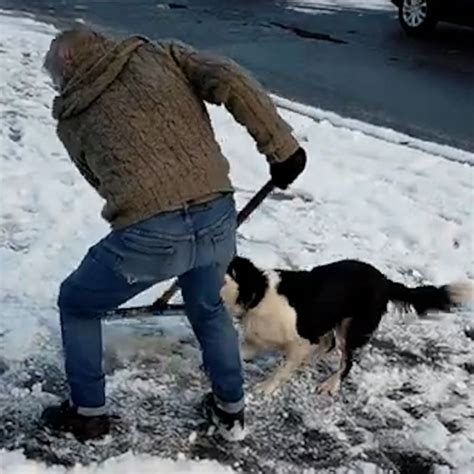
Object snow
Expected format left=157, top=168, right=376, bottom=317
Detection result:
left=1, top=8, right=474, bottom=474
left=0, top=449, right=234, bottom=474
left=286, top=0, right=395, bottom=15
left=273, top=96, right=474, bottom=165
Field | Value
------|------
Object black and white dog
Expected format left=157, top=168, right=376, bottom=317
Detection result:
left=220, top=256, right=472, bottom=396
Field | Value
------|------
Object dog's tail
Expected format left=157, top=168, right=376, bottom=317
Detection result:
left=387, top=279, right=473, bottom=316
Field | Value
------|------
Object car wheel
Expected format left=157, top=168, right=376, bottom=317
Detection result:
left=399, top=0, right=438, bottom=36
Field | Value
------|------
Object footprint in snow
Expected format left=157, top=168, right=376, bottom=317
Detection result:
left=8, top=125, right=23, bottom=143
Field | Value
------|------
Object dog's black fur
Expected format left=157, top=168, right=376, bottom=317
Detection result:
left=227, top=256, right=464, bottom=387
left=228, top=256, right=269, bottom=311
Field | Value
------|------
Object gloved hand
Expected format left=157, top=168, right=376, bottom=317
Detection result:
left=269, top=147, right=307, bottom=190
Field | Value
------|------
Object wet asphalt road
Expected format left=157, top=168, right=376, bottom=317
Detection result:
left=1, top=0, right=473, bottom=152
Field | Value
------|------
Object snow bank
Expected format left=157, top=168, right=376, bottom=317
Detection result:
left=286, top=0, right=395, bottom=15
left=273, top=96, right=474, bottom=165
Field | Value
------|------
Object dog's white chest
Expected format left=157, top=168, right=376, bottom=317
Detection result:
left=242, top=285, right=300, bottom=349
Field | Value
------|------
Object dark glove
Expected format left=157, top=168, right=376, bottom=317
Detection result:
left=269, top=147, right=307, bottom=190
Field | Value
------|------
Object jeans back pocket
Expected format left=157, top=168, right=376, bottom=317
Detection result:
left=119, top=229, right=176, bottom=256
left=210, top=216, right=237, bottom=268
left=114, top=228, right=179, bottom=283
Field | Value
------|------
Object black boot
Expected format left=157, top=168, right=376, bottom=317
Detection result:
left=41, top=401, right=110, bottom=441
left=203, top=393, right=246, bottom=442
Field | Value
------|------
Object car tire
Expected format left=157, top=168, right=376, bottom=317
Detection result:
left=398, top=0, right=438, bottom=36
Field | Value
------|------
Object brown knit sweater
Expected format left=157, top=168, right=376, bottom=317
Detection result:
left=53, top=35, right=300, bottom=229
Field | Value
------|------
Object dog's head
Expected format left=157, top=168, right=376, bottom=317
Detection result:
left=221, top=256, right=268, bottom=315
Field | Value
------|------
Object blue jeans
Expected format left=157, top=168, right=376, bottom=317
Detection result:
left=58, top=194, right=243, bottom=415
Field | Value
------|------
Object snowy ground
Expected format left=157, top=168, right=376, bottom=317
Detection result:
left=1, top=9, right=474, bottom=474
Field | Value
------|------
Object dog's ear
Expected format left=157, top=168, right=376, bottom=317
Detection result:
left=229, top=264, right=237, bottom=281
left=227, top=256, right=250, bottom=282
left=231, top=257, right=268, bottom=310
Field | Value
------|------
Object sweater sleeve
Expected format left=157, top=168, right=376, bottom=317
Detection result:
left=75, top=151, right=101, bottom=190
left=56, top=122, right=101, bottom=190
left=168, top=41, right=300, bottom=163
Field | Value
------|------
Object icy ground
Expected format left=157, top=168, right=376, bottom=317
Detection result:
left=1, top=9, right=474, bottom=474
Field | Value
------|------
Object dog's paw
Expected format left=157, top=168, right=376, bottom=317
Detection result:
left=255, top=378, right=281, bottom=396
left=316, top=375, right=341, bottom=397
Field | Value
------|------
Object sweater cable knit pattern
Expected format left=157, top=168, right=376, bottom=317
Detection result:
left=53, top=35, right=299, bottom=229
